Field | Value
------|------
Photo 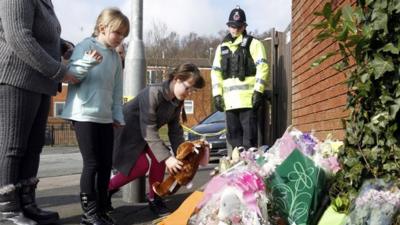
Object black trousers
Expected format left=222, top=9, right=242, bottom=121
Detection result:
left=225, top=108, right=257, bottom=149
left=0, top=85, right=50, bottom=186
left=73, top=121, right=113, bottom=208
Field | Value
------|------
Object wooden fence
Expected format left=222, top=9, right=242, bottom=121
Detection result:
left=45, top=122, right=77, bottom=146
left=263, top=26, right=292, bottom=145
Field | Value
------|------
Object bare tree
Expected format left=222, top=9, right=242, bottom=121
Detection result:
left=144, top=20, right=269, bottom=60
left=145, top=21, right=180, bottom=60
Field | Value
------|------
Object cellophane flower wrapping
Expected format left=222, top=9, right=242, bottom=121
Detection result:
left=266, top=149, right=327, bottom=225
left=189, top=165, right=270, bottom=225
left=188, top=126, right=343, bottom=225
left=344, top=179, right=400, bottom=225
left=260, top=127, right=342, bottom=224
left=260, top=127, right=342, bottom=178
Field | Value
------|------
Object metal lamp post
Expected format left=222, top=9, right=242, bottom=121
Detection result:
left=121, top=0, right=146, bottom=203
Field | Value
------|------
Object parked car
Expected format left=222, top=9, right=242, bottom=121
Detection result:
left=186, top=111, right=227, bottom=157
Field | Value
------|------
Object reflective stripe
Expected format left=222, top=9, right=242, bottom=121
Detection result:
left=223, top=84, right=251, bottom=92
left=221, top=48, right=230, bottom=55
left=255, top=78, right=266, bottom=86
left=212, top=83, right=223, bottom=96
left=212, top=66, right=222, bottom=71
left=255, top=58, right=267, bottom=65
left=212, top=84, right=221, bottom=90
left=241, top=36, right=251, bottom=47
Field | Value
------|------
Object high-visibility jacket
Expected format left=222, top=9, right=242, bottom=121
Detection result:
left=211, top=34, right=269, bottom=110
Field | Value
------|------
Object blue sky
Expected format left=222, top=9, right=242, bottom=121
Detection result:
left=53, top=0, right=292, bottom=44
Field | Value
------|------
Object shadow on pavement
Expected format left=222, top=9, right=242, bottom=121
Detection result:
left=36, top=184, right=192, bottom=225
left=110, top=192, right=191, bottom=225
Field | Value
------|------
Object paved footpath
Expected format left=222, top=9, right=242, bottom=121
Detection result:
left=35, top=146, right=216, bottom=225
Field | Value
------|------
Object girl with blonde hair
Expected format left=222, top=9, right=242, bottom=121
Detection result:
left=61, top=7, right=129, bottom=225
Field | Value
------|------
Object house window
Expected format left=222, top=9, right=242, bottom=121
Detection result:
left=54, top=102, right=65, bottom=117
left=147, top=70, right=165, bottom=84
left=184, top=100, right=194, bottom=114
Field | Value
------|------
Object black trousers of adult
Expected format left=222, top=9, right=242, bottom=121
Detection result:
left=73, top=121, right=113, bottom=209
left=225, top=108, right=257, bottom=149
left=0, top=85, right=50, bottom=186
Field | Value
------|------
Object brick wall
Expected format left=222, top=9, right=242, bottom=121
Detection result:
left=183, top=69, right=213, bottom=126
left=291, top=0, right=355, bottom=140
left=49, top=83, right=68, bottom=118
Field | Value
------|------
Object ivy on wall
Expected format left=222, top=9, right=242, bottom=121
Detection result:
left=312, top=0, right=400, bottom=213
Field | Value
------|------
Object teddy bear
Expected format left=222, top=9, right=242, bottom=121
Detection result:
left=152, top=139, right=209, bottom=197
left=217, top=187, right=244, bottom=224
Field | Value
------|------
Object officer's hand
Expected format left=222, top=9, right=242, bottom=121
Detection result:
left=264, top=90, right=272, bottom=102
left=213, top=95, right=225, bottom=112
left=252, top=91, right=264, bottom=110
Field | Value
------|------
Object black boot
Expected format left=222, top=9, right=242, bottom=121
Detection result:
left=0, top=184, right=37, bottom=225
left=20, top=178, right=59, bottom=225
left=147, top=194, right=170, bottom=217
left=98, top=212, right=116, bottom=225
left=80, top=193, right=108, bottom=225
left=105, top=189, right=119, bottom=213
left=97, top=190, right=117, bottom=225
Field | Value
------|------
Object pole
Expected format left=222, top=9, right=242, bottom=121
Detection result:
left=122, top=0, right=146, bottom=203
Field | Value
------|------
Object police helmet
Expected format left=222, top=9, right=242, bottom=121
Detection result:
left=226, top=6, right=247, bottom=28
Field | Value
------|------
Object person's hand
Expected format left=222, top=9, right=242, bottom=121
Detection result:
left=61, top=41, right=74, bottom=60
left=213, top=95, right=225, bottom=112
left=165, top=156, right=183, bottom=175
left=62, top=72, right=80, bottom=84
left=113, top=121, right=124, bottom=128
left=252, top=91, right=264, bottom=110
left=86, top=50, right=103, bottom=63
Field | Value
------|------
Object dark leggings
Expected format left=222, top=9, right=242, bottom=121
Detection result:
left=73, top=121, right=114, bottom=204
left=0, top=85, right=50, bottom=186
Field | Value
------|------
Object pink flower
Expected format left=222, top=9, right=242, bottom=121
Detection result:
left=321, top=156, right=341, bottom=173
left=230, top=214, right=242, bottom=224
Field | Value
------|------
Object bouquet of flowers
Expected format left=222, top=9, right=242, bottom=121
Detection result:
left=189, top=165, right=270, bottom=225
left=188, top=126, right=343, bottom=225
left=260, top=127, right=343, bottom=225
left=344, top=179, right=400, bottom=225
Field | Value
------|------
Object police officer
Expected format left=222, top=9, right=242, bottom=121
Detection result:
left=211, top=6, right=269, bottom=150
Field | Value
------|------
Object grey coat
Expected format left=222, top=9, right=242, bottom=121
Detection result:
left=0, top=0, right=66, bottom=95
left=113, top=81, right=185, bottom=176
